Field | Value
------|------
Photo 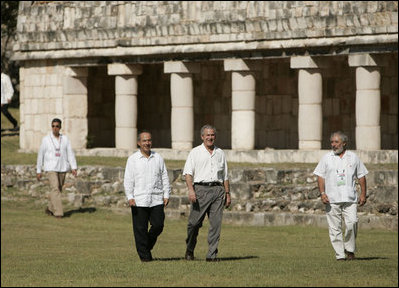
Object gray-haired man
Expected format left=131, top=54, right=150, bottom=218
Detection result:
left=183, top=124, right=231, bottom=261
left=314, top=131, right=368, bottom=261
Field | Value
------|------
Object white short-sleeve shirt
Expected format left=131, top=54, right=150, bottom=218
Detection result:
left=313, top=150, right=368, bottom=203
left=183, top=143, right=228, bottom=183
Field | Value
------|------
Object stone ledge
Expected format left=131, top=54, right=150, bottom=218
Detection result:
left=67, top=148, right=399, bottom=164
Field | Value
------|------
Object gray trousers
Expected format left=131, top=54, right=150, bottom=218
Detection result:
left=186, top=185, right=225, bottom=259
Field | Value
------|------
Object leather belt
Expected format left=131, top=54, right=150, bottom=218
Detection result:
left=194, top=182, right=222, bottom=187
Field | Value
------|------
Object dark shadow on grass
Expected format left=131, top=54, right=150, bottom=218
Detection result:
left=63, top=207, right=97, bottom=217
left=154, top=255, right=258, bottom=262
left=1, top=131, right=19, bottom=137
left=352, top=257, right=388, bottom=261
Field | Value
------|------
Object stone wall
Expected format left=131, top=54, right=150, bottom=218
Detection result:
left=15, top=1, right=398, bottom=52
left=2, top=164, right=397, bottom=230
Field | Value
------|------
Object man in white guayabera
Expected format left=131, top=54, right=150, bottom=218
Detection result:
left=314, top=131, right=368, bottom=261
left=37, top=118, right=77, bottom=219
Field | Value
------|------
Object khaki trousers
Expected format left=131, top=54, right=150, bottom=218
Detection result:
left=47, top=171, right=66, bottom=217
left=326, top=202, right=358, bottom=259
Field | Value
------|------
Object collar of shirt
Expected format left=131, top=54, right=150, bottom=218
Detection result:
left=200, top=143, right=218, bottom=156
left=137, top=150, right=154, bottom=159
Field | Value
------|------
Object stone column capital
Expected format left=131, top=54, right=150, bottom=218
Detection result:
left=107, top=63, right=143, bottom=76
left=224, top=59, right=261, bottom=71
left=64, top=67, right=88, bottom=77
left=164, top=61, right=200, bottom=74
left=290, top=56, right=329, bottom=69
left=348, top=53, right=388, bottom=67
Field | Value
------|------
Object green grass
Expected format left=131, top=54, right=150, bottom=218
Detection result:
left=1, top=199, right=398, bottom=287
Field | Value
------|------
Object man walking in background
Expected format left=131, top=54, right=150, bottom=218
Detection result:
left=37, top=118, right=77, bottom=218
left=1, top=65, right=19, bottom=131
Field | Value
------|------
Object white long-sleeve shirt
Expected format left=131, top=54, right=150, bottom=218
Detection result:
left=183, top=143, right=229, bottom=183
left=36, top=133, right=77, bottom=173
left=313, top=150, right=368, bottom=203
left=1, top=73, right=14, bottom=105
left=123, top=150, right=170, bottom=207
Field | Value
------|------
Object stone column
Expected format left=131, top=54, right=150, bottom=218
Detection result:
left=290, top=56, right=323, bottom=150
left=224, top=59, right=260, bottom=150
left=63, top=67, right=88, bottom=149
left=164, top=61, right=200, bottom=150
left=108, top=64, right=143, bottom=150
left=349, top=54, right=381, bottom=150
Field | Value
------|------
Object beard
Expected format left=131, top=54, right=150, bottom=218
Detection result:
left=333, top=146, right=344, bottom=155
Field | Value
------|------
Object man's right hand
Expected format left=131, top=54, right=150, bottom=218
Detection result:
left=321, top=193, right=329, bottom=204
left=36, top=173, right=41, bottom=181
left=128, top=199, right=136, bottom=207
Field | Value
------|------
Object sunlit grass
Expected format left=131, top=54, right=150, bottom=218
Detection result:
left=1, top=199, right=397, bottom=287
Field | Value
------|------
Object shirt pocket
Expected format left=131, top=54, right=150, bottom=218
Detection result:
left=152, top=169, right=163, bottom=190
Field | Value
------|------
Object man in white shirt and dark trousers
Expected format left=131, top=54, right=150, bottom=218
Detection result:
left=1, top=66, right=19, bottom=131
left=37, top=118, right=77, bottom=219
left=183, top=124, right=231, bottom=262
left=124, top=131, right=170, bottom=262
left=314, top=131, right=368, bottom=261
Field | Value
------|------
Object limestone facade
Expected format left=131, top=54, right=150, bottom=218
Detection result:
left=13, top=1, right=398, bottom=155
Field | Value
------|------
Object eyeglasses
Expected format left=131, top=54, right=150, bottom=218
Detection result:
left=52, top=125, right=60, bottom=128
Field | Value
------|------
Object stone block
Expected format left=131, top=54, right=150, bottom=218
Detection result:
left=164, top=61, right=200, bottom=74
left=224, top=59, right=261, bottom=71
left=107, top=64, right=143, bottom=76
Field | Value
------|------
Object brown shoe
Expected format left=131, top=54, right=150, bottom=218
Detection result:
left=45, top=208, right=53, bottom=216
left=345, top=250, right=355, bottom=260
left=185, top=250, right=194, bottom=261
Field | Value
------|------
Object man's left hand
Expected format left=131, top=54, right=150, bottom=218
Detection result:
left=225, top=193, right=231, bottom=208
left=358, top=194, right=367, bottom=206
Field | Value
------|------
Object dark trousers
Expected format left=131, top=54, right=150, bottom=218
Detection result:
left=131, top=204, right=165, bottom=260
left=1, top=104, right=18, bottom=128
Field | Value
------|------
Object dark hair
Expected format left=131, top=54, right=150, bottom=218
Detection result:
left=51, top=118, right=62, bottom=125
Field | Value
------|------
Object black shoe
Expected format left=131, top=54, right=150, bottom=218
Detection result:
left=11, top=126, right=19, bottom=131
left=206, top=258, right=220, bottom=262
left=140, top=258, right=153, bottom=262
left=185, top=250, right=194, bottom=260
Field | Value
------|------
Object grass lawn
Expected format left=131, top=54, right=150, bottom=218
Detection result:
left=1, top=199, right=398, bottom=287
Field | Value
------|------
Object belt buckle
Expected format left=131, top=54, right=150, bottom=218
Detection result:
left=207, top=182, right=212, bottom=186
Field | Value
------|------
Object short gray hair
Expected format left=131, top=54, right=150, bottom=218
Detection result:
left=200, top=124, right=217, bottom=136
left=330, top=131, right=348, bottom=144
left=137, top=130, right=151, bottom=141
